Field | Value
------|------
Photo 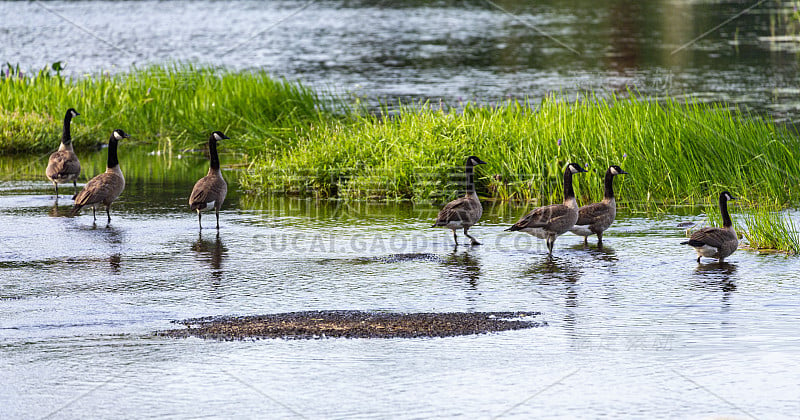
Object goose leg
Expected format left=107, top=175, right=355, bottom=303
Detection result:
left=463, top=227, right=480, bottom=246
left=452, top=230, right=458, bottom=246
left=197, top=210, right=202, bottom=229
left=106, top=204, right=112, bottom=223
left=583, top=236, right=588, bottom=245
left=597, top=232, right=603, bottom=247
left=215, top=207, right=220, bottom=230
left=696, top=256, right=701, bottom=263
left=546, top=236, right=555, bottom=255
left=72, top=181, right=78, bottom=200
left=92, top=205, right=96, bottom=221
left=53, top=182, right=58, bottom=198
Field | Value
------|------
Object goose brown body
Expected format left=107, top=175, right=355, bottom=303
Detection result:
left=681, top=192, right=738, bottom=262
left=570, top=165, right=628, bottom=245
left=72, top=129, right=128, bottom=223
left=46, top=108, right=81, bottom=198
left=189, top=132, right=229, bottom=229
left=506, top=163, right=587, bottom=255
left=432, top=156, right=486, bottom=245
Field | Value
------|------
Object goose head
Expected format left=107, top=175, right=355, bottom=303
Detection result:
left=567, top=163, right=588, bottom=174
left=211, top=131, right=230, bottom=142
left=720, top=191, right=736, bottom=202
left=466, top=156, right=487, bottom=167
left=609, top=165, right=628, bottom=176
left=65, top=108, right=80, bottom=119
left=112, top=129, right=130, bottom=141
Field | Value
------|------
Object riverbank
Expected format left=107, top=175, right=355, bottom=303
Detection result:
left=3, top=65, right=799, bottom=210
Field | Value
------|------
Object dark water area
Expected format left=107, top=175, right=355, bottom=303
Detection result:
left=1, top=148, right=799, bottom=417
left=3, top=0, right=800, bottom=122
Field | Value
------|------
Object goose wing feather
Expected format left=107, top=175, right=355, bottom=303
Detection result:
left=509, top=203, right=570, bottom=230
left=74, top=173, right=119, bottom=206
left=189, top=175, right=227, bottom=210
left=575, top=202, right=609, bottom=226
left=433, top=196, right=480, bottom=226
left=46, top=150, right=80, bottom=180
left=685, top=227, right=736, bottom=247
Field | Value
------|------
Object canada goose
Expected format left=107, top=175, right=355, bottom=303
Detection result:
left=570, top=165, right=628, bottom=245
left=506, top=163, right=588, bottom=255
left=71, top=129, right=129, bottom=223
left=432, top=156, right=487, bottom=246
left=681, top=191, right=738, bottom=263
left=189, top=131, right=229, bottom=229
left=45, top=108, right=81, bottom=199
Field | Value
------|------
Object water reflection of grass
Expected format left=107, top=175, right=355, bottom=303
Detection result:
left=0, top=146, right=211, bottom=186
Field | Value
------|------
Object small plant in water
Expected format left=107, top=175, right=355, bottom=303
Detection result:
left=742, top=207, right=800, bottom=254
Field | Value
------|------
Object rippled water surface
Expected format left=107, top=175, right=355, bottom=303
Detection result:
left=1, top=148, right=799, bottom=418
left=3, top=0, right=800, bottom=121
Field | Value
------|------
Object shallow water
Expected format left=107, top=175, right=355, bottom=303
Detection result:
left=3, top=0, right=800, bottom=122
left=1, top=149, right=799, bottom=418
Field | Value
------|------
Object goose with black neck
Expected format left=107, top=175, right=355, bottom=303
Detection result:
left=45, top=108, right=81, bottom=199
left=681, top=191, right=739, bottom=263
left=71, top=129, right=129, bottom=223
left=506, top=163, right=588, bottom=256
left=432, top=155, right=487, bottom=246
left=570, top=165, right=628, bottom=246
left=189, top=131, right=230, bottom=230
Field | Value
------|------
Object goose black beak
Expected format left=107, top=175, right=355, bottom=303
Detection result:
left=476, top=158, right=487, bottom=165
left=619, top=169, right=629, bottom=175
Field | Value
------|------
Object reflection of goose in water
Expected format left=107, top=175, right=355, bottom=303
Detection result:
left=568, top=242, right=618, bottom=264
left=192, top=232, right=227, bottom=282
left=691, top=262, right=738, bottom=311
left=523, top=256, right=582, bottom=339
left=443, top=249, right=481, bottom=290
left=109, top=253, right=122, bottom=274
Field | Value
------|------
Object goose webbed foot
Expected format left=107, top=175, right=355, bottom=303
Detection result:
left=463, top=228, right=480, bottom=246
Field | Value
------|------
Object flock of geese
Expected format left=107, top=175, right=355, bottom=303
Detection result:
left=46, top=108, right=228, bottom=229
left=431, top=159, right=738, bottom=263
left=45, top=109, right=738, bottom=263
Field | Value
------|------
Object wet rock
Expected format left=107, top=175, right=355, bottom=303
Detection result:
left=157, top=310, right=544, bottom=340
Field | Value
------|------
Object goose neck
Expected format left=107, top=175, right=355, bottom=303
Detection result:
left=107, top=135, right=119, bottom=169
left=61, top=113, right=73, bottom=145
left=603, top=170, right=616, bottom=200
left=563, top=167, right=576, bottom=201
left=720, top=195, right=733, bottom=228
left=209, top=137, right=220, bottom=170
left=465, top=163, right=475, bottom=194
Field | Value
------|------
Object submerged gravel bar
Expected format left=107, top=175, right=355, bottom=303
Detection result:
left=158, top=311, right=544, bottom=340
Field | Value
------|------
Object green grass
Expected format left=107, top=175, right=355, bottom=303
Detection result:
left=742, top=207, right=800, bottom=254
left=0, top=64, right=347, bottom=154
left=4, top=65, right=800, bottom=211
left=241, top=95, right=800, bottom=208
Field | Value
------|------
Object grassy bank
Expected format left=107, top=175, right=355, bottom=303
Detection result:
left=742, top=208, right=800, bottom=254
left=4, top=65, right=799, bottom=211
left=241, top=96, right=800, bottom=208
left=0, top=64, right=344, bottom=154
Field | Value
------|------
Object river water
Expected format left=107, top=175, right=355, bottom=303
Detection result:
left=1, top=148, right=799, bottom=418
left=2, top=0, right=800, bottom=121
left=3, top=0, right=800, bottom=418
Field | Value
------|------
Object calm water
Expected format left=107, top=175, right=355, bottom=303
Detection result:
left=1, top=148, right=799, bottom=418
left=3, top=0, right=800, bottom=121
